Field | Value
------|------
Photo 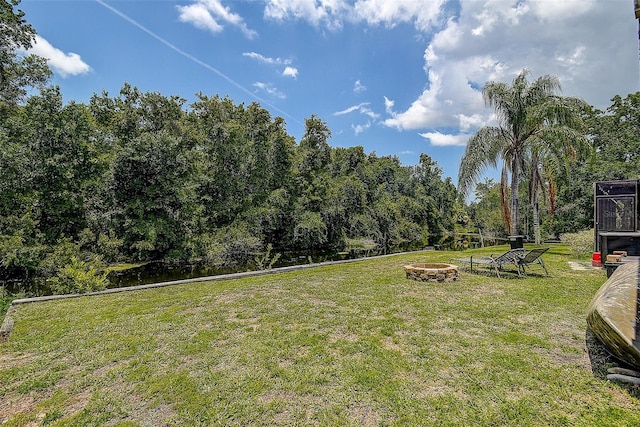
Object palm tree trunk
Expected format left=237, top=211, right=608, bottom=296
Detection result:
left=531, top=157, right=541, bottom=244
left=532, top=197, right=541, bottom=244
left=510, top=158, right=519, bottom=236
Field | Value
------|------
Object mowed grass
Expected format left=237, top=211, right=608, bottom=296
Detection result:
left=1, top=245, right=639, bottom=426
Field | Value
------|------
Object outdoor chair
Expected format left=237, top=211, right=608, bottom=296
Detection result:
left=451, top=248, right=525, bottom=278
left=517, top=247, right=550, bottom=276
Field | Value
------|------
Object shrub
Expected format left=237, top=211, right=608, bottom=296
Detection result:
left=47, top=257, right=108, bottom=295
left=199, top=224, right=263, bottom=268
left=254, top=243, right=281, bottom=270
left=79, top=228, right=124, bottom=264
left=293, top=212, right=327, bottom=250
left=560, top=229, right=594, bottom=257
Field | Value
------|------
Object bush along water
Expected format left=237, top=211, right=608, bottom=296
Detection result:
left=47, top=257, right=108, bottom=295
left=254, top=243, right=281, bottom=270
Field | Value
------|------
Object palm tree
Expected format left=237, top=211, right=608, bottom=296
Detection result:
left=458, top=69, right=587, bottom=237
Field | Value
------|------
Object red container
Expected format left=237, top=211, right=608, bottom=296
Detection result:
left=592, top=252, right=603, bottom=268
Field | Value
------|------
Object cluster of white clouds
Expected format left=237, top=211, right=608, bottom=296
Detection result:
left=172, top=0, right=453, bottom=109
left=242, top=51, right=298, bottom=98
left=353, top=80, right=366, bottom=93
left=333, top=100, right=379, bottom=135
left=30, top=0, right=638, bottom=148
left=264, top=0, right=446, bottom=32
left=312, top=0, right=637, bottom=145
left=243, top=52, right=299, bottom=79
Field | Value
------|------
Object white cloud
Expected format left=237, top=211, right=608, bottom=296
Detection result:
left=334, top=102, right=379, bottom=135
left=28, top=35, right=91, bottom=77
left=383, top=69, right=459, bottom=130
left=244, top=52, right=297, bottom=78
left=354, top=80, right=366, bottom=93
left=334, top=104, right=362, bottom=115
left=178, top=0, right=257, bottom=39
left=361, top=107, right=379, bottom=119
left=283, top=66, right=298, bottom=78
left=352, top=121, right=371, bottom=135
left=263, top=0, right=445, bottom=32
left=253, top=81, right=286, bottom=99
left=258, top=0, right=637, bottom=148
left=264, top=0, right=349, bottom=29
left=531, top=0, right=596, bottom=22
left=334, top=102, right=379, bottom=119
left=352, top=0, right=445, bottom=32
left=383, top=96, right=395, bottom=114
left=456, top=113, right=488, bottom=132
left=555, top=45, right=586, bottom=73
left=428, top=18, right=463, bottom=53
left=177, top=3, right=223, bottom=33
left=467, top=0, right=529, bottom=36
left=243, top=52, right=291, bottom=65
left=418, top=131, right=470, bottom=147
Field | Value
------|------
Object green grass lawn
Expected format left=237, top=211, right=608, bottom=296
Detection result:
left=1, top=245, right=639, bottom=426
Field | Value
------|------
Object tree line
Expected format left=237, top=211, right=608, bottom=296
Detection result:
left=0, top=83, right=459, bottom=294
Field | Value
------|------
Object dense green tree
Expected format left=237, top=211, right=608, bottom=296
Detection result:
left=413, top=154, right=457, bottom=235
left=266, top=117, right=295, bottom=191
left=0, top=0, right=51, bottom=119
left=109, top=130, right=195, bottom=260
left=526, top=105, right=589, bottom=242
left=548, top=163, right=597, bottom=234
left=371, top=193, right=402, bottom=253
left=591, top=93, right=640, bottom=177
left=552, top=92, right=640, bottom=234
left=188, top=94, right=249, bottom=226
left=18, top=88, right=104, bottom=243
left=330, top=146, right=366, bottom=178
left=293, top=211, right=328, bottom=250
left=297, top=114, right=332, bottom=180
left=0, top=0, right=52, bottom=284
left=468, top=178, right=508, bottom=238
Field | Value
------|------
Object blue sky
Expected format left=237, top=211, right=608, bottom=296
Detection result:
left=19, top=0, right=640, bottom=183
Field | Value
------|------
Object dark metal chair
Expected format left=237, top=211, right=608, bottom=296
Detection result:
left=517, top=247, right=550, bottom=276
left=452, top=248, right=525, bottom=278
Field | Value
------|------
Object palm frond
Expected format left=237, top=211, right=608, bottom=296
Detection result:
left=457, top=127, right=503, bottom=198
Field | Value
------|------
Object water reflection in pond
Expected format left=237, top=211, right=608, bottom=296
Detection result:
left=107, top=248, right=382, bottom=288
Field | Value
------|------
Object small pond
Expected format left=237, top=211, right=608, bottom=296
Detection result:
left=107, top=248, right=382, bottom=288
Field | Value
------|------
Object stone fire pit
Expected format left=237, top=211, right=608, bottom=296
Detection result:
left=404, top=263, right=459, bottom=283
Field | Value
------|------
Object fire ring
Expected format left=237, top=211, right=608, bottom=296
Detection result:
left=404, top=263, right=459, bottom=283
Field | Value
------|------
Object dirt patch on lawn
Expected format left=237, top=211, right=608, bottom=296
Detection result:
left=0, top=352, right=36, bottom=368
left=0, top=394, right=38, bottom=425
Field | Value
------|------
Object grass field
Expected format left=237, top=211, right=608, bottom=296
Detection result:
left=1, top=245, right=639, bottom=426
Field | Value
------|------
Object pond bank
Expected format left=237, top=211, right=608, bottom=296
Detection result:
left=9, top=249, right=432, bottom=306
